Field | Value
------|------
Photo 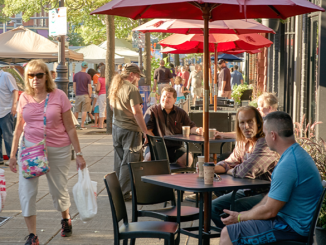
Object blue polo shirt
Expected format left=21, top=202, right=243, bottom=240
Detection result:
left=268, top=143, right=323, bottom=236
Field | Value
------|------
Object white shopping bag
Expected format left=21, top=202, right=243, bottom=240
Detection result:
left=0, top=169, right=6, bottom=212
left=73, top=168, right=97, bottom=222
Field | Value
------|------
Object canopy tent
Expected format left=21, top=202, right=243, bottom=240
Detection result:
left=75, top=44, right=125, bottom=64
left=0, top=26, right=84, bottom=63
left=99, top=38, right=139, bottom=62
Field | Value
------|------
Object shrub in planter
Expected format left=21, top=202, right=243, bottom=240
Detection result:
left=294, top=116, right=326, bottom=241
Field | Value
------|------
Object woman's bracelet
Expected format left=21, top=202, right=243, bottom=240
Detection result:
left=237, top=213, right=241, bottom=223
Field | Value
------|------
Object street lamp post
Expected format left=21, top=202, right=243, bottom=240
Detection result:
left=54, top=0, right=69, bottom=96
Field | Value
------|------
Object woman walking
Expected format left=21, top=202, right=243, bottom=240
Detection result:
left=9, top=59, right=86, bottom=245
left=96, top=66, right=107, bottom=129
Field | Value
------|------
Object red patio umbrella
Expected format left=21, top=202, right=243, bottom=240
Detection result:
left=91, top=1, right=324, bottom=21
left=133, top=18, right=275, bottom=34
left=160, top=46, right=261, bottom=55
left=159, top=33, right=273, bottom=52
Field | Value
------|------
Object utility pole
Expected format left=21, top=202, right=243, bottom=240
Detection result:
left=54, top=0, right=69, bottom=96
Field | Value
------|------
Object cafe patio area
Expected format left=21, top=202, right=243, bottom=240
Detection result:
left=0, top=128, right=220, bottom=245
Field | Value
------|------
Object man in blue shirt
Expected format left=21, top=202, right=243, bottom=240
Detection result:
left=230, top=65, right=243, bottom=89
left=219, top=111, right=323, bottom=245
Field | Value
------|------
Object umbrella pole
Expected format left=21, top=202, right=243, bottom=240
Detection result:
left=202, top=6, right=211, bottom=243
left=202, top=5, right=210, bottom=163
left=209, top=59, right=213, bottom=105
left=214, top=44, right=218, bottom=111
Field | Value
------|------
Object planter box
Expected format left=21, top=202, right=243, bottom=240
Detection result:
left=240, top=89, right=253, bottom=101
left=316, top=227, right=326, bottom=244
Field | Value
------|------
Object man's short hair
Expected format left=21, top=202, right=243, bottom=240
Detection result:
left=258, top=92, right=278, bottom=110
left=50, top=70, right=55, bottom=74
left=264, top=111, right=294, bottom=138
left=218, top=59, right=226, bottom=65
left=161, top=86, right=177, bottom=99
left=160, top=60, right=165, bottom=66
left=235, top=106, right=264, bottom=142
left=234, top=65, right=239, bottom=70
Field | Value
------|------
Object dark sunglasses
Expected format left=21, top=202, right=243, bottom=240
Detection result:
left=27, top=73, right=46, bottom=79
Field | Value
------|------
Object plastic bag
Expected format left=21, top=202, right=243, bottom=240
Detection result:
left=0, top=169, right=6, bottom=212
left=73, top=168, right=97, bottom=221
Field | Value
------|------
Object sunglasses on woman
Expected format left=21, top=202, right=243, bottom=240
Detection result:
left=27, top=73, right=46, bottom=79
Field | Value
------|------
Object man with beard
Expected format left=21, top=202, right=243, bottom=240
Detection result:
left=211, top=106, right=279, bottom=228
left=108, top=63, right=148, bottom=201
left=144, top=87, right=203, bottom=168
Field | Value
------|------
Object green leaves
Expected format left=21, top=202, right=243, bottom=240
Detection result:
left=3, top=0, right=139, bottom=45
left=231, top=83, right=250, bottom=104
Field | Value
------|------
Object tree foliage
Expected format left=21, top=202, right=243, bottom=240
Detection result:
left=3, top=0, right=138, bottom=45
left=0, top=0, right=10, bottom=22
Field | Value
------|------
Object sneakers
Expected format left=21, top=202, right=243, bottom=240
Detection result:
left=0, top=161, right=4, bottom=165
left=61, top=218, right=72, bottom=237
left=185, top=193, right=218, bottom=202
left=4, top=161, right=9, bottom=166
left=123, top=193, right=132, bottom=201
left=25, top=233, right=39, bottom=245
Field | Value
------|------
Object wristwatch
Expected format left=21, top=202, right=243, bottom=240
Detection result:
left=76, top=152, right=83, bottom=156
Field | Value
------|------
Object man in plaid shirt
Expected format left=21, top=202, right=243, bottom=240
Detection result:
left=211, top=106, right=279, bottom=228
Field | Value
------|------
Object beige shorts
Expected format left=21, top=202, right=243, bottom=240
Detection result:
left=75, top=95, right=91, bottom=113
left=191, top=87, right=203, bottom=98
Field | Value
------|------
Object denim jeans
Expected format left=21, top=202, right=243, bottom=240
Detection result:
left=0, top=112, right=14, bottom=161
left=211, top=189, right=265, bottom=228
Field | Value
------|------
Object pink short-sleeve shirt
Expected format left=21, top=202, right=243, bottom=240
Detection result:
left=18, top=89, right=72, bottom=147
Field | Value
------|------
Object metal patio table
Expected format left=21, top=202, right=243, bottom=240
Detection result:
left=164, top=134, right=236, bottom=162
left=142, top=173, right=271, bottom=245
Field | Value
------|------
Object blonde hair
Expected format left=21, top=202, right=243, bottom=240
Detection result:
left=108, top=72, right=132, bottom=101
left=235, top=106, right=264, bottom=142
left=174, top=76, right=182, bottom=85
left=24, top=59, right=56, bottom=96
left=258, top=92, right=278, bottom=110
left=100, top=65, right=105, bottom=78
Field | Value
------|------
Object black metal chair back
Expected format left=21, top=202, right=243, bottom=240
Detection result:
left=269, top=187, right=326, bottom=245
left=129, top=160, right=176, bottom=206
left=104, top=173, right=128, bottom=231
left=307, top=188, right=326, bottom=244
left=147, top=134, right=170, bottom=162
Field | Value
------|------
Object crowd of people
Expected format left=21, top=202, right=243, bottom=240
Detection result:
left=0, top=58, right=323, bottom=245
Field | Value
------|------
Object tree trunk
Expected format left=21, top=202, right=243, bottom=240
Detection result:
left=174, top=54, right=180, bottom=66
left=144, top=32, right=151, bottom=86
left=105, top=15, right=115, bottom=134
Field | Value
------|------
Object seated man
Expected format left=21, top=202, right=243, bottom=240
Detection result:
left=212, top=106, right=279, bottom=228
left=144, top=87, right=202, bottom=167
left=219, top=111, right=323, bottom=245
left=215, top=92, right=278, bottom=139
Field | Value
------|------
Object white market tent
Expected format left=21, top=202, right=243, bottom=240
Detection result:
left=0, top=26, right=84, bottom=63
left=99, top=38, right=139, bottom=63
left=75, top=44, right=125, bottom=64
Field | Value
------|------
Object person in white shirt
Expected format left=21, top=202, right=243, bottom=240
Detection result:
left=0, top=70, right=19, bottom=165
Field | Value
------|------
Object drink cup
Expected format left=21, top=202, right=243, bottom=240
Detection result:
left=197, top=156, right=205, bottom=178
left=203, top=162, right=215, bottom=185
left=209, top=128, right=216, bottom=139
left=182, top=126, right=190, bottom=137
